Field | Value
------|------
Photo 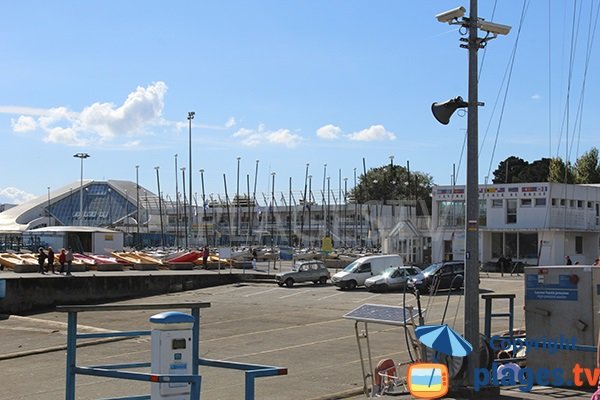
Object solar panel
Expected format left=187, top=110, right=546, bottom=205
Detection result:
left=343, top=303, right=421, bottom=326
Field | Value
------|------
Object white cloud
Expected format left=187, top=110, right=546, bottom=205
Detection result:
left=316, top=124, right=342, bottom=140
left=233, top=124, right=303, bottom=148
left=531, top=94, right=541, bottom=100
left=225, top=117, right=236, bottom=128
left=5, top=82, right=168, bottom=147
left=0, top=187, right=36, bottom=204
left=11, top=115, right=37, bottom=132
left=346, top=125, right=396, bottom=141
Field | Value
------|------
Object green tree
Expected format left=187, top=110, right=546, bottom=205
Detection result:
left=548, top=157, right=574, bottom=183
left=574, top=147, right=600, bottom=183
left=492, top=156, right=529, bottom=183
left=350, top=164, right=433, bottom=215
left=515, top=158, right=551, bottom=182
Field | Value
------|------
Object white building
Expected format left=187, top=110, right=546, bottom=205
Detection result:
left=431, top=182, right=600, bottom=266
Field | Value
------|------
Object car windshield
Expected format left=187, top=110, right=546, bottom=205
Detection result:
left=420, top=263, right=441, bottom=276
left=342, top=260, right=360, bottom=273
left=291, top=264, right=301, bottom=271
left=380, top=267, right=397, bottom=277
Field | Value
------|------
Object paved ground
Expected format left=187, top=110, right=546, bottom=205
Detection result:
left=0, top=264, right=595, bottom=399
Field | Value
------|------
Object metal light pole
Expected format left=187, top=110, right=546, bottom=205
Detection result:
left=187, top=111, right=195, bottom=247
left=181, top=167, right=188, bottom=249
left=343, top=177, right=348, bottom=247
left=434, top=2, right=510, bottom=386
left=308, top=175, right=312, bottom=248
left=174, top=154, right=180, bottom=248
left=73, top=153, right=90, bottom=226
left=154, top=166, right=165, bottom=249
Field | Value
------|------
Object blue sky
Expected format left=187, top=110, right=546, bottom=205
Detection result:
left=1, top=1, right=599, bottom=204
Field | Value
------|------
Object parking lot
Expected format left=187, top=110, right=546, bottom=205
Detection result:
left=0, top=271, right=584, bottom=399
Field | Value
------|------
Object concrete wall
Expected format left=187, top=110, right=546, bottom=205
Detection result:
left=0, top=274, right=249, bottom=315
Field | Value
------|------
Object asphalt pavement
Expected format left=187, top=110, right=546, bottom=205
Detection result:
left=0, top=264, right=595, bottom=399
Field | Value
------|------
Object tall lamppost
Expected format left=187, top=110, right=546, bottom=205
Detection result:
left=308, top=175, right=312, bottom=248
left=154, top=166, right=165, bottom=249
left=181, top=167, right=188, bottom=249
left=343, top=177, right=348, bottom=247
left=187, top=111, right=195, bottom=247
left=199, top=169, right=208, bottom=246
left=433, top=2, right=510, bottom=384
left=73, top=153, right=90, bottom=226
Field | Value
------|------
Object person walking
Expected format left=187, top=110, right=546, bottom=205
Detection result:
left=37, top=247, right=47, bottom=274
left=65, top=247, right=74, bottom=276
left=47, top=247, right=56, bottom=274
left=58, top=248, right=66, bottom=274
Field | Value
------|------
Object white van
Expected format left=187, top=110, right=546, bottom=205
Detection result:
left=331, top=254, right=403, bottom=290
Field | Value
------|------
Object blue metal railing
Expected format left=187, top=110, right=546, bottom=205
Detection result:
left=57, top=302, right=287, bottom=400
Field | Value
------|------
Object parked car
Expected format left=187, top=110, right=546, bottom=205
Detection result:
left=365, top=266, right=422, bottom=292
left=408, top=261, right=465, bottom=294
left=275, top=260, right=330, bottom=287
left=331, top=254, right=403, bottom=290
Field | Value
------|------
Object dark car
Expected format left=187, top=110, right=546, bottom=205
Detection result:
left=409, top=261, right=464, bottom=294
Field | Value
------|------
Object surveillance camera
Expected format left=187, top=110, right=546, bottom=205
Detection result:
left=478, top=20, right=511, bottom=35
left=435, top=6, right=466, bottom=23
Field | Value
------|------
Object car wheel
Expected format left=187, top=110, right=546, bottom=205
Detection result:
left=426, top=282, right=435, bottom=295
left=319, top=276, right=327, bottom=284
left=312, top=280, right=319, bottom=285
left=347, top=280, right=357, bottom=290
left=285, top=279, right=294, bottom=288
left=277, top=282, right=283, bottom=287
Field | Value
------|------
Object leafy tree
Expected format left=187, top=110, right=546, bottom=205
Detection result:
left=548, top=157, right=574, bottom=183
left=350, top=164, right=433, bottom=215
left=574, top=147, right=600, bottom=183
left=492, top=156, right=528, bottom=183
left=515, top=158, right=551, bottom=182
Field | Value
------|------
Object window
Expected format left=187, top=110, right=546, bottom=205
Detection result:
left=588, top=201, right=593, bottom=209
left=576, top=236, right=583, bottom=254
left=520, top=199, right=532, bottom=207
left=552, top=198, right=558, bottom=206
left=491, top=232, right=503, bottom=258
left=560, top=199, right=566, bottom=207
left=577, top=200, right=583, bottom=208
left=506, top=199, right=517, bottom=224
left=492, top=199, right=503, bottom=208
left=570, top=200, right=575, bottom=208
left=437, top=201, right=464, bottom=227
left=535, top=198, right=547, bottom=207
left=519, top=233, right=538, bottom=259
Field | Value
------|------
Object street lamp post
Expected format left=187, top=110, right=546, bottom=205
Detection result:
left=187, top=111, right=195, bottom=247
left=271, top=172, right=276, bottom=249
left=73, top=153, right=90, bottom=226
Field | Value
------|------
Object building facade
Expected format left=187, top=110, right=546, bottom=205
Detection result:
left=432, top=182, right=600, bottom=266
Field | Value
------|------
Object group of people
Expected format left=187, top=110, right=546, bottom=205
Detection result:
left=37, top=246, right=74, bottom=275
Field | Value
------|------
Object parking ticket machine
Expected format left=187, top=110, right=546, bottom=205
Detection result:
left=150, top=311, right=195, bottom=399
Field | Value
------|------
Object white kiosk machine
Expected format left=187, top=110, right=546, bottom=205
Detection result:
left=150, top=311, right=195, bottom=400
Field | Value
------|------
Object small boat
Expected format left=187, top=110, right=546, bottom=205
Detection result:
left=111, top=251, right=160, bottom=270
left=0, top=253, right=38, bottom=273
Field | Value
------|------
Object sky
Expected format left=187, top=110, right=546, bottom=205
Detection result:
left=1, top=1, right=599, bottom=205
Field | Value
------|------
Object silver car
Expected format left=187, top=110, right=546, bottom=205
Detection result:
left=275, top=261, right=330, bottom=287
left=364, top=266, right=422, bottom=292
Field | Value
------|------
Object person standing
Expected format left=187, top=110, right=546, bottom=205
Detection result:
left=251, top=248, right=257, bottom=271
left=566, top=255, right=573, bottom=265
left=47, top=247, right=56, bottom=274
left=37, top=247, right=47, bottom=274
left=202, top=245, right=209, bottom=269
left=65, top=247, right=74, bottom=276
left=58, top=249, right=67, bottom=274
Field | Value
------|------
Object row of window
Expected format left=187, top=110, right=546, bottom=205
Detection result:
left=551, top=199, right=598, bottom=209
left=491, top=198, right=546, bottom=208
